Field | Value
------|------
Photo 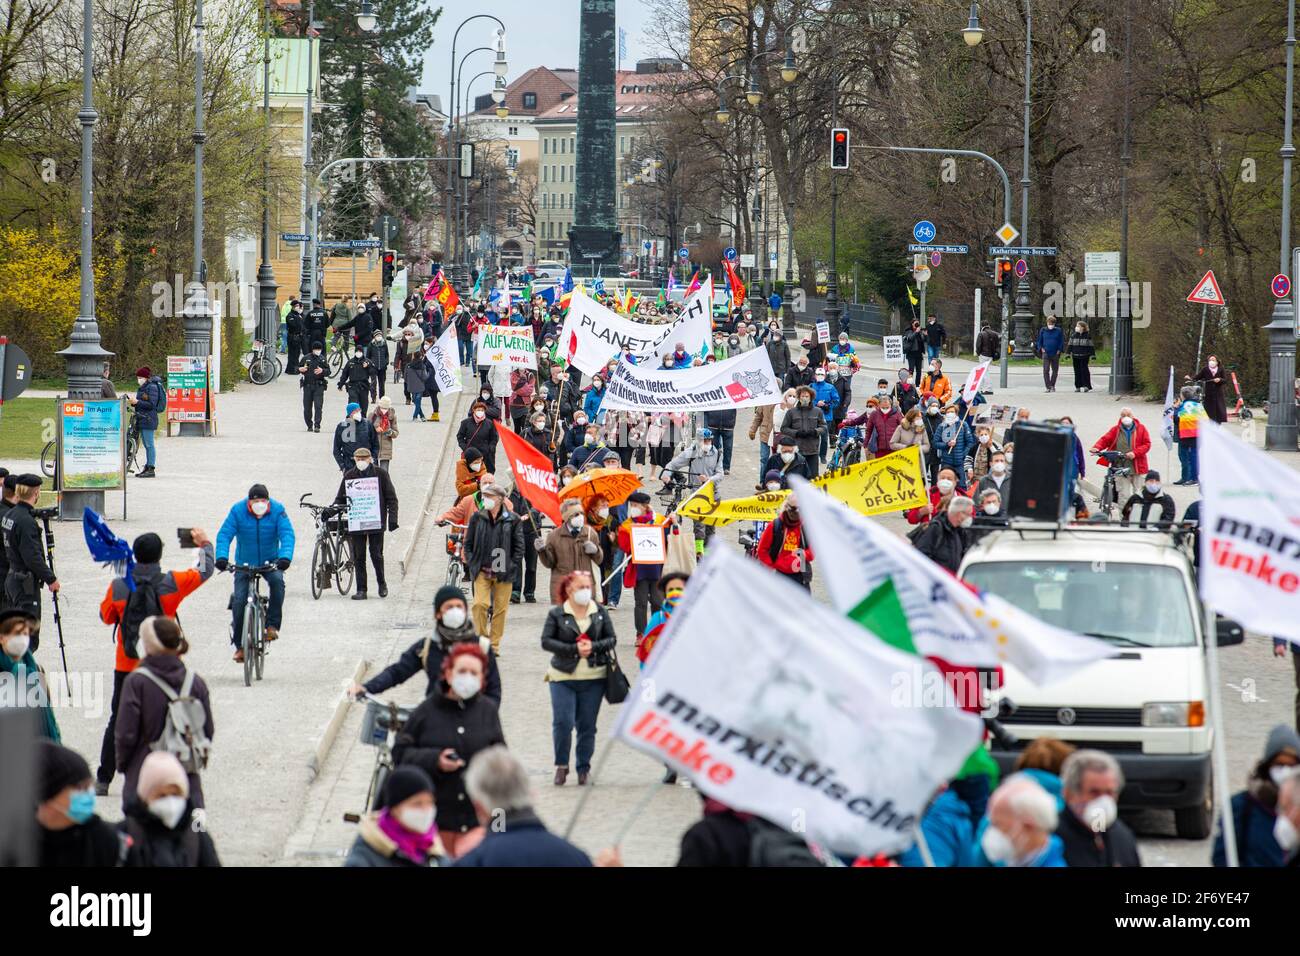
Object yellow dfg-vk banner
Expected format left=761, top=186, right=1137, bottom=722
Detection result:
left=677, top=445, right=928, bottom=526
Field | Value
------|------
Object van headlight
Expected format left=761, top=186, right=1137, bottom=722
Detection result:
left=1142, top=701, right=1205, bottom=727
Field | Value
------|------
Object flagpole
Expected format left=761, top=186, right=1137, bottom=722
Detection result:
left=1202, top=598, right=1239, bottom=866
left=610, top=778, right=664, bottom=848
left=562, top=736, right=618, bottom=840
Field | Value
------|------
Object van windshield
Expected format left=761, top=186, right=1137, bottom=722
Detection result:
left=962, top=561, right=1197, bottom=648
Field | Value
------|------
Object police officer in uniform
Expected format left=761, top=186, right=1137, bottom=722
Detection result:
left=305, top=298, right=330, bottom=349
left=2, top=473, right=59, bottom=630
left=299, top=340, right=329, bottom=432
left=338, top=346, right=375, bottom=415
left=0, top=470, right=15, bottom=587
left=285, top=300, right=305, bottom=377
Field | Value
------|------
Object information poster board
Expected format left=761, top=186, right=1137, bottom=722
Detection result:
left=630, top=524, right=667, bottom=565
left=346, top=476, right=382, bottom=532
left=59, top=398, right=125, bottom=490
left=815, top=320, right=831, bottom=344
left=166, top=356, right=211, bottom=424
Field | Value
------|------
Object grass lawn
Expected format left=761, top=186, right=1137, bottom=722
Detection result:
left=956, top=348, right=1112, bottom=368
left=0, top=396, right=56, bottom=461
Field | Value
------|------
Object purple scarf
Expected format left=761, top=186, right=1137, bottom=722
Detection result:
left=377, top=809, right=436, bottom=862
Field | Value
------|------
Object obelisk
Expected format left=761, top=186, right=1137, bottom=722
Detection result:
left=569, top=0, right=621, bottom=276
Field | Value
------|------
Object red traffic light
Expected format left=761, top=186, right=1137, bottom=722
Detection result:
left=834, top=131, right=846, bottom=142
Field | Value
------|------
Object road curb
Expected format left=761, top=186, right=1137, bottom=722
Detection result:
left=400, top=388, right=467, bottom=577
left=308, top=657, right=370, bottom=780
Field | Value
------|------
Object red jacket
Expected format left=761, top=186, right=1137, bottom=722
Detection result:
left=904, top=483, right=971, bottom=525
left=757, top=516, right=814, bottom=576
left=1093, top=419, right=1152, bottom=475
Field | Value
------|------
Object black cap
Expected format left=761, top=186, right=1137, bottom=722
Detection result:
left=2, top=473, right=15, bottom=491
left=381, top=765, right=434, bottom=809
left=1146, top=470, right=1161, bottom=481
left=775, top=432, right=797, bottom=447
left=628, top=491, right=651, bottom=505
left=0, top=606, right=36, bottom=631
left=248, top=483, right=270, bottom=500
left=433, top=584, right=467, bottom=614
left=133, top=532, right=163, bottom=564
left=15, top=473, right=42, bottom=488
left=463, top=447, right=483, bottom=462
left=39, top=742, right=91, bottom=803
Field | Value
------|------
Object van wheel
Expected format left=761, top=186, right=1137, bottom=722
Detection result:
left=1174, top=778, right=1213, bottom=839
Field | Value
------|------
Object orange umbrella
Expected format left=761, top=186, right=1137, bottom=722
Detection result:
left=558, top=467, right=643, bottom=508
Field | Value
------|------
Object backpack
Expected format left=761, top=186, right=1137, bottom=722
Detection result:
left=136, top=665, right=211, bottom=774
left=746, top=818, right=823, bottom=867
left=150, top=377, right=167, bottom=413
left=120, top=579, right=164, bottom=661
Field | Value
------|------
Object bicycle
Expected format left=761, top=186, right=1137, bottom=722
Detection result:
left=1094, top=449, right=1135, bottom=520
left=301, top=494, right=354, bottom=599
left=225, top=562, right=277, bottom=687
left=656, top=468, right=690, bottom=513
left=436, top=521, right=468, bottom=588
left=324, top=333, right=350, bottom=380
left=355, top=692, right=413, bottom=814
left=830, top=424, right=863, bottom=470
left=246, top=339, right=283, bottom=386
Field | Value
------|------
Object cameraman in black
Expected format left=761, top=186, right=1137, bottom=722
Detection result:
left=1, top=474, right=59, bottom=629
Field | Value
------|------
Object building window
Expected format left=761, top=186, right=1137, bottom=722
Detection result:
left=508, top=125, right=519, bottom=136
left=543, top=138, right=549, bottom=155
left=523, top=92, right=536, bottom=108
left=620, top=136, right=625, bottom=154
left=506, top=148, right=518, bottom=169
left=507, top=209, right=517, bottom=227
left=542, top=165, right=548, bottom=183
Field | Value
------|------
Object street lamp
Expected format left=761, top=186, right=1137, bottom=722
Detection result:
left=1266, top=0, right=1299, bottom=450
left=356, top=0, right=378, bottom=32
left=960, top=0, right=1036, bottom=359
left=256, top=0, right=278, bottom=375
left=493, top=31, right=508, bottom=78
left=179, top=0, right=214, bottom=438
left=781, top=47, right=799, bottom=83
left=746, top=74, right=762, bottom=107
left=715, top=90, right=732, bottom=124
left=962, top=2, right=984, bottom=46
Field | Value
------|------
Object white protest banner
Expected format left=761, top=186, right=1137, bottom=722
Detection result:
left=1161, top=365, right=1176, bottom=451
left=630, top=524, right=666, bottom=564
left=617, top=545, right=982, bottom=857
left=602, top=345, right=782, bottom=413
left=426, top=323, right=462, bottom=394
left=791, top=478, right=1114, bottom=685
left=476, top=324, right=537, bottom=369
left=560, top=280, right=713, bottom=375
left=1198, top=423, right=1300, bottom=644
left=345, top=476, right=382, bottom=532
left=816, top=320, right=831, bottom=344
left=883, top=335, right=903, bottom=363
left=961, top=357, right=992, bottom=403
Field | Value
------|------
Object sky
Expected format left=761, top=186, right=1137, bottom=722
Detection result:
left=418, top=0, right=660, bottom=104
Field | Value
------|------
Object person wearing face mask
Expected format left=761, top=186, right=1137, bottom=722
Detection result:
left=1173, top=387, right=1206, bottom=485
left=1119, top=470, right=1175, bottom=529
left=582, top=373, right=608, bottom=425
left=969, top=774, right=1066, bottom=868
left=843, top=397, right=900, bottom=463
left=919, top=358, right=952, bottom=406
left=298, top=340, right=330, bottom=431
left=34, top=741, right=122, bottom=866
left=766, top=434, right=812, bottom=486
left=119, top=751, right=221, bottom=867
left=899, top=318, right=925, bottom=381
left=763, top=322, right=792, bottom=378
left=1090, top=407, right=1151, bottom=506
left=923, top=314, right=947, bottom=361
left=332, top=401, right=380, bottom=471
left=1033, top=315, right=1065, bottom=392
left=783, top=356, right=814, bottom=392
left=337, top=345, right=375, bottom=415
left=215, top=484, right=293, bottom=661
left=366, top=330, right=390, bottom=399
left=455, top=447, right=487, bottom=501
left=523, top=410, right=553, bottom=462
left=345, top=765, right=445, bottom=867
left=1068, top=320, right=1096, bottom=391
left=1212, top=724, right=1300, bottom=867
left=537, top=499, right=605, bottom=605
left=569, top=424, right=611, bottom=471
left=463, top=484, right=524, bottom=655
left=560, top=410, right=593, bottom=464
left=508, top=368, right=536, bottom=433
left=0, top=607, right=59, bottom=740
left=617, top=491, right=670, bottom=641
left=335, top=448, right=399, bottom=599
left=911, top=496, right=973, bottom=573
left=367, top=395, right=399, bottom=471
left=1055, top=750, right=1141, bottom=867
left=541, top=571, right=618, bottom=786
left=351, top=585, right=501, bottom=705
left=809, top=367, right=840, bottom=464
left=1277, top=775, right=1300, bottom=867
left=584, top=494, right=620, bottom=608
left=393, top=643, right=504, bottom=857
left=891, top=368, right=920, bottom=416
left=976, top=450, right=1011, bottom=505
left=125, top=366, right=164, bottom=477
left=889, top=407, right=932, bottom=461
left=115, top=616, right=213, bottom=810
left=964, top=424, right=1001, bottom=483
left=757, top=496, right=815, bottom=588
left=780, top=386, right=826, bottom=478
left=1194, top=354, right=1229, bottom=423
left=702, top=405, right=738, bottom=476
left=456, top=400, right=501, bottom=474
left=972, top=488, right=1005, bottom=533
left=934, top=404, right=975, bottom=479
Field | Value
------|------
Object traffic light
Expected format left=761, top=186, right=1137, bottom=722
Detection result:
left=382, top=250, right=395, bottom=286
left=995, top=257, right=1013, bottom=297
left=830, top=128, right=850, bottom=169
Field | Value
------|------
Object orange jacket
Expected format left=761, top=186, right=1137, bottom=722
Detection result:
left=455, top=458, right=485, bottom=500
left=920, top=373, right=952, bottom=406
left=100, top=546, right=214, bottom=673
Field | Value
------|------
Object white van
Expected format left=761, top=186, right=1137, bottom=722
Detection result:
left=958, top=524, right=1244, bottom=839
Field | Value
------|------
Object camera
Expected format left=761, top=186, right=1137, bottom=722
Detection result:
left=32, top=507, right=59, bottom=521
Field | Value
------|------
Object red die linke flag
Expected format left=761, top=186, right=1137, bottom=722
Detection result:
left=722, top=258, right=746, bottom=309
left=495, top=422, right=562, bottom=526
left=425, top=269, right=461, bottom=314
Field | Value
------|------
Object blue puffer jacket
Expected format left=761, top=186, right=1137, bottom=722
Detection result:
left=583, top=386, right=606, bottom=422
left=134, top=376, right=166, bottom=431
left=898, top=790, right=975, bottom=867
left=216, top=499, right=296, bottom=566
left=810, top=380, right=840, bottom=422
left=935, top=419, right=975, bottom=472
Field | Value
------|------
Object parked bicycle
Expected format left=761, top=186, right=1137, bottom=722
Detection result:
left=225, top=562, right=277, bottom=687
left=435, top=521, right=468, bottom=588
left=354, top=692, right=413, bottom=814
left=301, top=493, right=354, bottom=599
left=324, top=333, right=350, bottom=380
left=1095, top=450, right=1135, bottom=520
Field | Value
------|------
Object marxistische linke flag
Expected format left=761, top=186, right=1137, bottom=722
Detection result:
left=615, top=545, right=982, bottom=858
left=1198, top=422, right=1300, bottom=645
left=789, top=478, right=1114, bottom=685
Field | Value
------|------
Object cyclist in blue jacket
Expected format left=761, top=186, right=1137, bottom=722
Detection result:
left=216, top=484, right=295, bottom=663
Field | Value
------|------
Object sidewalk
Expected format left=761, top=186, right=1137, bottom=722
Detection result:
left=34, top=366, right=467, bottom=865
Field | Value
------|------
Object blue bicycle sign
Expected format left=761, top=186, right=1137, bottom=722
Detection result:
left=912, top=220, right=937, bottom=244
